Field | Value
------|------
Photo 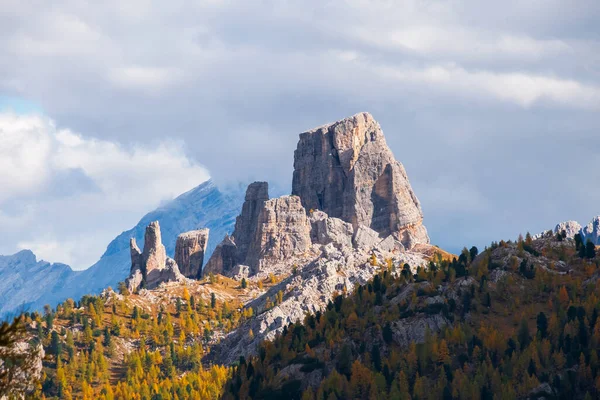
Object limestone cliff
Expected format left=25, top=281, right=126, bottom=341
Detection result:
left=246, top=195, right=311, bottom=274
left=174, top=229, right=209, bottom=279
left=292, top=112, right=429, bottom=248
left=233, top=182, right=269, bottom=263
left=204, top=188, right=311, bottom=276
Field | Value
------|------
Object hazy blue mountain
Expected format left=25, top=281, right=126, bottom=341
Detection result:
left=0, top=179, right=243, bottom=319
left=0, top=250, right=74, bottom=317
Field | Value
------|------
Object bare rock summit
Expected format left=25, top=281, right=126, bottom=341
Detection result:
left=292, top=112, right=429, bottom=248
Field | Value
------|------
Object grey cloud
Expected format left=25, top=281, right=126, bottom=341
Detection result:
left=0, top=0, right=599, bottom=257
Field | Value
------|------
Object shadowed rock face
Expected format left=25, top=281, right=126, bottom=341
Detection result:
left=292, top=112, right=429, bottom=248
left=203, top=183, right=269, bottom=277
left=174, top=229, right=209, bottom=279
left=203, top=235, right=238, bottom=277
left=233, top=182, right=269, bottom=263
left=127, top=239, right=144, bottom=292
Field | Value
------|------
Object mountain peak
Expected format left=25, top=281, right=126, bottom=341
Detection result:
left=293, top=112, right=428, bottom=246
left=13, top=249, right=37, bottom=264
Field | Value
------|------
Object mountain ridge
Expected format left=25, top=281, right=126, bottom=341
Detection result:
left=0, top=179, right=244, bottom=318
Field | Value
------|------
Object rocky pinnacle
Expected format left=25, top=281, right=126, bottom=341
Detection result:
left=292, top=112, right=429, bottom=248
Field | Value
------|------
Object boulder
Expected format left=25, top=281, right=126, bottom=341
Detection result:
left=376, top=234, right=405, bottom=253
left=309, top=210, right=354, bottom=248
left=352, top=225, right=381, bottom=251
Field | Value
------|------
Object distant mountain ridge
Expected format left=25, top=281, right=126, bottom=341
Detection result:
left=0, top=179, right=244, bottom=318
left=0, top=250, right=73, bottom=316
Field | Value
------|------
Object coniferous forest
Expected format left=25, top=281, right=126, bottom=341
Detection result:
left=2, top=232, right=599, bottom=399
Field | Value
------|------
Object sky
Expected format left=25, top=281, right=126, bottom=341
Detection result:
left=0, top=0, right=599, bottom=269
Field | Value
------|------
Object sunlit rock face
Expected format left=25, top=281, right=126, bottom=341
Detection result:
left=204, top=185, right=311, bottom=276
left=292, top=112, right=429, bottom=248
left=126, top=221, right=184, bottom=291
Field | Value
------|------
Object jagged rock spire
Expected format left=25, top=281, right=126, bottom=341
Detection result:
left=203, top=185, right=311, bottom=276
left=125, top=221, right=184, bottom=291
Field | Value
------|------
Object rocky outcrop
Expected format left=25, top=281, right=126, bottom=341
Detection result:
left=0, top=341, right=44, bottom=398
left=142, top=221, right=167, bottom=274
left=211, top=242, right=432, bottom=364
left=390, top=314, right=450, bottom=347
left=555, top=221, right=583, bottom=239
left=126, top=239, right=144, bottom=293
left=582, top=216, right=600, bottom=245
left=352, top=225, right=381, bottom=250
left=203, top=235, right=238, bottom=277
left=203, top=183, right=269, bottom=277
left=205, top=113, right=433, bottom=279
left=174, top=229, right=209, bottom=279
left=246, top=195, right=311, bottom=274
left=130, top=238, right=143, bottom=273
left=292, top=112, right=429, bottom=248
left=234, top=182, right=269, bottom=263
left=125, top=221, right=184, bottom=291
left=535, top=217, right=600, bottom=245
left=309, top=210, right=354, bottom=249
left=535, top=220, right=582, bottom=240
left=204, top=187, right=311, bottom=277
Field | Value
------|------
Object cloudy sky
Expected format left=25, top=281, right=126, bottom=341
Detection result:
left=1, top=0, right=599, bottom=269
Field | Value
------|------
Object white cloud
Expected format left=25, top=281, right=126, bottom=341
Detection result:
left=354, top=25, right=571, bottom=62
left=108, top=66, right=183, bottom=92
left=0, top=111, right=210, bottom=268
left=0, top=0, right=598, bottom=256
left=373, top=63, right=600, bottom=109
left=0, top=113, right=53, bottom=200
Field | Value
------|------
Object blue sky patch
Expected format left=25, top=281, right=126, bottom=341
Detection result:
left=0, top=95, right=43, bottom=114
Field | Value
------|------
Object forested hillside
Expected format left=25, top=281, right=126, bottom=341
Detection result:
left=10, top=232, right=600, bottom=399
left=22, top=273, right=279, bottom=399
left=223, top=233, right=600, bottom=400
